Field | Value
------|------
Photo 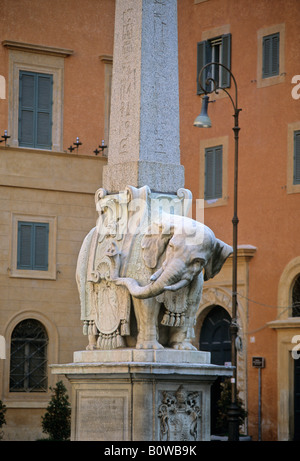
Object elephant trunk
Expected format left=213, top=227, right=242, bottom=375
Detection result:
left=115, top=258, right=186, bottom=299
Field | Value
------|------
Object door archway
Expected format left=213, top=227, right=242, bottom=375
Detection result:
left=200, top=305, right=231, bottom=435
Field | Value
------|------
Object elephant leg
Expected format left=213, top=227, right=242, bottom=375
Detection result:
left=132, top=297, right=163, bottom=349
left=168, top=315, right=197, bottom=351
left=168, top=273, right=203, bottom=350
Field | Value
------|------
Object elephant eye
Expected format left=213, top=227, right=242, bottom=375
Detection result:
left=193, top=258, right=205, bottom=265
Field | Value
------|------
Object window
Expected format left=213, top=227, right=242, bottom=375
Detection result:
left=257, top=24, right=285, bottom=89
left=17, top=221, right=49, bottom=271
left=19, top=71, right=53, bottom=150
left=292, top=275, right=300, bottom=317
left=10, top=319, right=48, bottom=392
left=294, top=131, right=300, bottom=185
left=199, top=136, right=228, bottom=207
left=287, top=123, right=300, bottom=194
left=3, top=41, right=73, bottom=151
left=262, top=32, right=280, bottom=79
left=10, top=214, right=56, bottom=279
left=204, top=145, right=223, bottom=200
left=197, top=34, right=231, bottom=94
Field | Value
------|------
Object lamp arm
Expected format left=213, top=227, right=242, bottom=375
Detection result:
left=198, top=62, right=239, bottom=113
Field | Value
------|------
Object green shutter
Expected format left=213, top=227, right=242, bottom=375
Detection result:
left=17, top=221, right=49, bottom=271
left=263, top=33, right=279, bottom=78
left=36, top=74, right=53, bottom=149
left=205, top=148, right=214, bottom=199
left=294, top=131, right=300, bottom=185
left=19, top=73, right=35, bottom=147
left=197, top=40, right=212, bottom=94
left=220, top=34, right=231, bottom=88
left=17, top=222, right=33, bottom=269
left=271, top=34, right=280, bottom=75
left=214, top=146, right=223, bottom=197
left=205, top=146, right=223, bottom=200
left=34, top=223, right=49, bottom=270
left=19, top=71, right=52, bottom=150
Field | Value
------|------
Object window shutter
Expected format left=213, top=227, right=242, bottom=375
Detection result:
left=205, top=148, right=215, bottom=199
left=205, top=146, right=223, bottom=200
left=34, top=223, right=49, bottom=270
left=294, top=131, right=300, bottom=185
left=220, top=33, right=231, bottom=88
left=17, top=222, right=33, bottom=269
left=271, top=33, right=280, bottom=75
left=197, top=40, right=212, bottom=94
left=263, top=33, right=279, bottom=78
left=17, top=221, right=49, bottom=271
left=18, top=71, right=52, bottom=149
left=19, top=72, right=35, bottom=147
left=36, top=75, right=53, bottom=149
left=214, top=146, right=223, bottom=197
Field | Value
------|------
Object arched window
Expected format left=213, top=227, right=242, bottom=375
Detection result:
left=292, top=275, right=300, bottom=317
left=10, top=319, right=48, bottom=392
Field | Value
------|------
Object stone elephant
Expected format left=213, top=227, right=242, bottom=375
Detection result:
left=108, top=213, right=233, bottom=350
left=76, top=186, right=232, bottom=350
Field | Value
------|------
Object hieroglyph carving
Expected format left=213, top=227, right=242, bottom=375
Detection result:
left=158, top=386, right=202, bottom=441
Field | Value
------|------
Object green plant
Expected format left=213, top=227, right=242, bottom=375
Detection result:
left=216, top=378, right=247, bottom=435
left=0, top=400, right=7, bottom=440
left=41, top=380, right=71, bottom=441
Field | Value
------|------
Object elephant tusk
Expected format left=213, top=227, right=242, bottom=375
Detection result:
left=164, top=278, right=190, bottom=292
left=150, top=266, right=164, bottom=281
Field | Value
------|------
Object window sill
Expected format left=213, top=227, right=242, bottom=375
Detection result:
left=204, top=196, right=228, bottom=208
left=4, top=398, right=49, bottom=409
left=8, top=268, right=57, bottom=280
left=257, top=73, right=286, bottom=89
left=287, top=183, right=300, bottom=194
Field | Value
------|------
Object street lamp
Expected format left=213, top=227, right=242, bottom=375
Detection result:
left=194, top=62, right=242, bottom=441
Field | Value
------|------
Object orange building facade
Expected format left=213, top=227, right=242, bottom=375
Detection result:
left=178, top=0, right=300, bottom=441
left=0, top=0, right=299, bottom=441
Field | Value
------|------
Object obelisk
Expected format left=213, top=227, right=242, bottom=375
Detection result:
left=103, top=0, right=185, bottom=193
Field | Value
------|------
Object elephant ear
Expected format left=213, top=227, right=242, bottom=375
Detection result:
left=141, top=224, right=172, bottom=269
left=204, top=238, right=233, bottom=281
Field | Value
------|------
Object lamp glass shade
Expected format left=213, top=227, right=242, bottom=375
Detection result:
left=193, top=95, right=212, bottom=128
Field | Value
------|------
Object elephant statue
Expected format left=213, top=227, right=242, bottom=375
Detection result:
left=76, top=185, right=232, bottom=351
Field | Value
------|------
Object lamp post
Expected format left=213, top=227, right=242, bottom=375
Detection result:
left=194, top=62, right=242, bottom=441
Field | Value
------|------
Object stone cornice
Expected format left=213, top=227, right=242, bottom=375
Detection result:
left=268, top=318, right=300, bottom=329
left=2, top=40, right=73, bottom=57
left=227, top=245, right=257, bottom=261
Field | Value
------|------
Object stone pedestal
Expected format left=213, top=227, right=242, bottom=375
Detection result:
left=51, top=349, right=232, bottom=441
